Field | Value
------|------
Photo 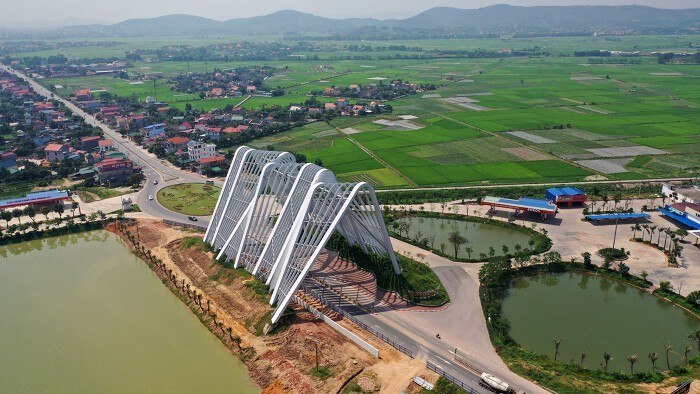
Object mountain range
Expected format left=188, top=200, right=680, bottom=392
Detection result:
left=8, top=5, right=700, bottom=38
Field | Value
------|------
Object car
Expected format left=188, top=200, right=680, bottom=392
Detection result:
left=205, top=180, right=214, bottom=185
left=148, top=195, right=153, bottom=200
left=188, top=216, right=198, bottom=221
left=153, top=180, right=158, bottom=185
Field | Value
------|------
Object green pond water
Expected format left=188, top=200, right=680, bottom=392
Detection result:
left=502, top=272, right=700, bottom=372
left=395, top=216, right=533, bottom=257
left=0, top=231, right=259, bottom=393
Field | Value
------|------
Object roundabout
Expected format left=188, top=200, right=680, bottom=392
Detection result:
left=156, top=183, right=221, bottom=216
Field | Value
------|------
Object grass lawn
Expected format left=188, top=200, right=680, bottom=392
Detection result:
left=156, top=183, right=221, bottom=216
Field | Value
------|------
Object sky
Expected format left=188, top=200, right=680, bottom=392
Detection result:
left=2, top=0, right=698, bottom=27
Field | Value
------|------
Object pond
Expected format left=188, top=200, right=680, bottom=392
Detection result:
left=502, top=272, right=700, bottom=372
left=0, top=231, right=259, bottom=393
left=394, top=216, right=534, bottom=258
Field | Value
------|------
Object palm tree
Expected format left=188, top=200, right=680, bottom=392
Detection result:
left=603, top=352, right=612, bottom=372
left=642, top=224, right=649, bottom=241
left=627, top=354, right=638, bottom=374
left=465, top=246, right=473, bottom=259
left=650, top=225, right=657, bottom=244
left=448, top=231, right=466, bottom=260
left=649, top=352, right=658, bottom=372
left=580, top=351, right=586, bottom=368
left=665, top=343, right=673, bottom=371
left=554, top=338, right=563, bottom=361
left=631, top=224, right=641, bottom=240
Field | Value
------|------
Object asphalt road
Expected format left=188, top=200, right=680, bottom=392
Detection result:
left=2, top=64, right=217, bottom=223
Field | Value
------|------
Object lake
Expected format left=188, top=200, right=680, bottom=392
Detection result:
left=0, top=231, right=259, bottom=393
left=502, top=272, right=700, bottom=372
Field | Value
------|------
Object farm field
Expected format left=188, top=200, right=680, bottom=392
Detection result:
left=29, top=35, right=700, bottom=188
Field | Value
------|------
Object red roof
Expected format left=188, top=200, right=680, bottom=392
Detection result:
left=81, top=136, right=102, bottom=142
left=199, top=155, right=225, bottom=164
left=98, top=140, right=113, bottom=146
left=44, top=143, right=66, bottom=152
left=168, top=137, right=190, bottom=144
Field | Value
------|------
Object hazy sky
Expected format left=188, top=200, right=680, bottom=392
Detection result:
left=2, top=0, right=698, bottom=26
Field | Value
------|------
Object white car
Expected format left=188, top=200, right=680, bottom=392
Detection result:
left=148, top=195, right=154, bottom=201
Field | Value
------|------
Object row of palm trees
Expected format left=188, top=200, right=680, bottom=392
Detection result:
left=115, top=220, right=244, bottom=352
left=630, top=223, right=685, bottom=264
left=554, top=328, right=700, bottom=374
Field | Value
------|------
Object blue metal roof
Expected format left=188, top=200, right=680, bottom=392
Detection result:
left=658, top=207, right=700, bottom=230
left=547, top=187, right=586, bottom=197
left=483, top=196, right=557, bottom=213
left=586, top=213, right=650, bottom=221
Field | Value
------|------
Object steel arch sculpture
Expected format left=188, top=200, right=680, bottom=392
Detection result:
left=205, top=146, right=400, bottom=323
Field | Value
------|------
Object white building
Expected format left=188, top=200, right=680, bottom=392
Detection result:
left=187, top=140, right=218, bottom=162
left=662, top=184, right=700, bottom=205
left=205, top=146, right=399, bottom=324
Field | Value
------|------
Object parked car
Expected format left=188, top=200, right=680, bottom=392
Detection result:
left=148, top=195, right=153, bottom=200
left=188, top=216, right=198, bottom=221
left=205, top=180, right=214, bottom=185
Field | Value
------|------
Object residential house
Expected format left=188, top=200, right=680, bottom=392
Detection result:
left=166, top=136, right=190, bottom=154
left=178, top=122, right=192, bottom=131
left=74, top=89, right=92, bottom=101
left=44, top=143, right=70, bottom=162
left=197, top=155, right=226, bottom=175
left=0, top=152, right=17, bottom=170
left=204, top=127, right=222, bottom=140
left=142, top=123, right=166, bottom=138
left=98, top=139, right=114, bottom=153
left=80, top=135, right=102, bottom=151
left=95, top=158, right=134, bottom=187
left=187, top=140, right=218, bottom=162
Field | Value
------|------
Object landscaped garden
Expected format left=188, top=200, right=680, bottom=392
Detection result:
left=156, top=183, right=221, bottom=216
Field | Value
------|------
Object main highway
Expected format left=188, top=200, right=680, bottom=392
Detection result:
left=2, top=64, right=216, bottom=223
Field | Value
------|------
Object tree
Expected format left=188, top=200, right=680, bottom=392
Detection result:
left=70, top=201, right=79, bottom=217
left=648, top=352, right=658, bottom=372
left=448, top=231, right=466, bottom=259
left=627, top=354, right=638, bottom=375
left=1, top=210, right=12, bottom=228
left=618, top=262, right=630, bottom=277
left=684, top=345, right=693, bottom=365
left=23, top=206, right=36, bottom=224
left=11, top=208, right=23, bottom=224
left=465, top=246, right=473, bottom=259
left=502, top=245, right=509, bottom=256
left=439, top=243, right=446, bottom=254
left=488, top=246, right=496, bottom=258
left=40, top=206, right=51, bottom=220
left=664, top=343, right=673, bottom=371
left=580, top=351, right=586, bottom=368
left=582, top=252, right=592, bottom=268
left=554, top=338, right=563, bottom=361
left=688, top=328, right=700, bottom=352
left=659, top=281, right=673, bottom=292
left=676, top=228, right=688, bottom=242
left=54, top=203, right=64, bottom=219
left=631, top=224, right=641, bottom=240
left=603, top=352, right=612, bottom=372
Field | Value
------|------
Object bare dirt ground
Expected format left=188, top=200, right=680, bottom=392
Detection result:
left=107, top=219, right=418, bottom=394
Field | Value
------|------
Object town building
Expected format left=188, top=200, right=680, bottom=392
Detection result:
left=44, top=143, right=70, bottom=162
left=95, top=158, right=134, bottom=187
left=187, top=140, right=218, bottom=162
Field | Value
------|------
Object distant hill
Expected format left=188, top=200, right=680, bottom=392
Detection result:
left=25, top=5, right=700, bottom=38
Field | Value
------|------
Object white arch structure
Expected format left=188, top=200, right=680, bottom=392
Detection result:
left=205, top=146, right=400, bottom=323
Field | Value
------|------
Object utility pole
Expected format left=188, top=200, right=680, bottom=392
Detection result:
left=611, top=215, right=620, bottom=251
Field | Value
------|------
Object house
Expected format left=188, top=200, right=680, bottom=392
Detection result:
left=178, top=122, right=192, bottom=131
left=98, top=139, right=114, bottom=153
left=95, top=158, right=134, bottom=187
left=0, top=152, right=17, bottom=170
left=100, top=106, right=121, bottom=119
left=166, top=136, right=190, bottom=153
left=142, top=123, right=166, bottom=138
left=80, top=135, right=102, bottom=151
left=187, top=140, right=218, bottom=162
left=81, top=100, right=105, bottom=109
left=324, top=102, right=337, bottom=110
left=197, top=155, right=226, bottom=174
left=205, top=127, right=222, bottom=140
left=337, top=98, right=348, bottom=108
left=44, top=143, right=70, bottom=162
left=74, top=89, right=92, bottom=101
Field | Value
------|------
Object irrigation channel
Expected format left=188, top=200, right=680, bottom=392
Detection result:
left=395, top=216, right=534, bottom=257
left=502, top=272, right=700, bottom=372
left=0, top=231, right=258, bottom=393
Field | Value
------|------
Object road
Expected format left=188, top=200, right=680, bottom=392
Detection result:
left=2, top=64, right=217, bottom=223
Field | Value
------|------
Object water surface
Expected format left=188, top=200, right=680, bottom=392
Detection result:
left=0, top=231, right=259, bottom=393
left=502, top=272, right=700, bottom=372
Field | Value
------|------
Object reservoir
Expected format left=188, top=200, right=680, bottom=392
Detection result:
left=395, top=216, right=534, bottom=258
left=501, top=272, right=700, bottom=372
left=0, top=231, right=259, bottom=393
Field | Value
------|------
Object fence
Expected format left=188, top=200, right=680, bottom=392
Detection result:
left=301, top=282, right=414, bottom=358
left=426, top=361, right=480, bottom=394
left=163, top=219, right=207, bottom=231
